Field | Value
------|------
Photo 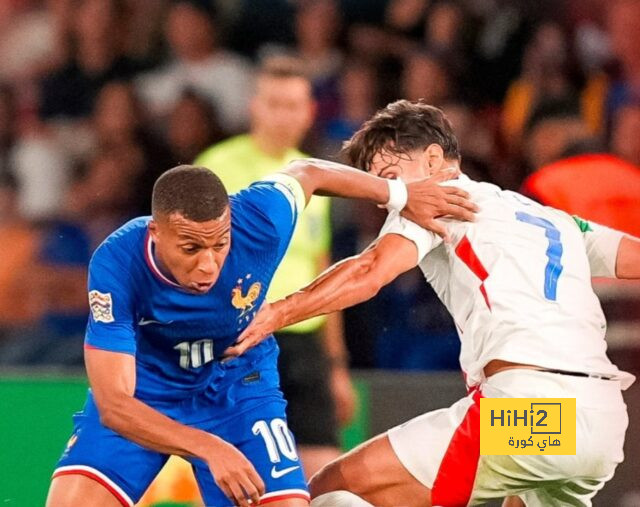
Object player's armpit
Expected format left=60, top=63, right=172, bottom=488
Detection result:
left=616, top=235, right=640, bottom=279
left=363, top=233, right=422, bottom=287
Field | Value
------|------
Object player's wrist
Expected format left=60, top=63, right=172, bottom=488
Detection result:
left=385, top=178, right=408, bottom=211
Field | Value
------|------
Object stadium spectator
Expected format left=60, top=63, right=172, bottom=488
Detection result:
left=610, top=102, right=640, bottom=166
left=521, top=150, right=640, bottom=237
left=522, top=98, right=593, bottom=172
left=195, top=55, right=356, bottom=478
left=401, top=49, right=456, bottom=106
left=90, top=81, right=173, bottom=216
left=165, top=89, right=224, bottom=166
left=64, top=148, right=140, bottom=247
left=39, top=0, right=141, bottom=121
left=0, top=173, right=41, bottom=334
left=136, top=0, right=254, bottom=134
left=423, top=1, right=465, bottom=56
left=501, top=21, right=579, bottom=158
left=604, top=0, right=640, bottom=126
left=0, top=0, right=68, bottom=84
left=0, top=216, right=91, bottom=366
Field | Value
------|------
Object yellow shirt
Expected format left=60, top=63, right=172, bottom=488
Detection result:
left=195, top=134, right=331, bottom=333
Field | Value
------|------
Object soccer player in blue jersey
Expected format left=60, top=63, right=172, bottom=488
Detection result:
left=45, top=160, right=475, bottom=507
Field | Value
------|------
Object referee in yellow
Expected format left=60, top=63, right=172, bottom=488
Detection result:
left=195, top=55, right=355, bottom=478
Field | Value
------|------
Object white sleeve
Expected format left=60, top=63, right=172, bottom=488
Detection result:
left=259, top=172, right=308, bottom=215
left=574, top=216, right=625, bottom=278
left=378, top=211, right=442, bottom=262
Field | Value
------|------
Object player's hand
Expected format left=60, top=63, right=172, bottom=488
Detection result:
left=223, top=303, right=282, bottom=359
left=403, top=169, right=477, bottom=242
left=329, top=364, right=357, bottom=425
left=205, top=436, right=265, bottom=506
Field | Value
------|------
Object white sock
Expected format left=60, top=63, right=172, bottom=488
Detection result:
left=311, top=490, right=375, bottom=507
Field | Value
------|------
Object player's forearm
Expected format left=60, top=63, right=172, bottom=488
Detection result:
left=274, top=253, right=383, bottom=329
left=283, top=159, right=391, bottom=206
left=98, top=394, right=217, bottom=459
left=616, top=236, right=640, bottom=279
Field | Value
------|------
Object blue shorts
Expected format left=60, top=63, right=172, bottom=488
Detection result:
left=53, top=364, right=308, bottom=506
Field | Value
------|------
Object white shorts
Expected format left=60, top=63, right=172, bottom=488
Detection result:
left=387, top=369, right=628, bottom=506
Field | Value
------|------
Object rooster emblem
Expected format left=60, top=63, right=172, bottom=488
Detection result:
left=231, top=275, right=262, bottom=317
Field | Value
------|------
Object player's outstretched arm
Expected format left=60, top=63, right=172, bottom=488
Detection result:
left=281, top=158, right=476, bottom=240
left=616, top=236, right=640, bottom=279
left=576, top=215, right=640, bottom=279
left=85, top=347, right=265, bottom=506
left=224, top=234, right=418, bottom=357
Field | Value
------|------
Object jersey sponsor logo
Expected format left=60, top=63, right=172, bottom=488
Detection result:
left=89, top=290, right=114, bottom=323
left=231, top=274, right=262, bottom=317
left=270, top=465, right=300, bottom=479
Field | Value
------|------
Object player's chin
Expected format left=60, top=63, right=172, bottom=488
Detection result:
left=187, top=280, right=216, bottom=293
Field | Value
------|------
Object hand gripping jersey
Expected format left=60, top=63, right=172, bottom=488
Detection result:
left=380, top=174, right=635, bottom=390
left=85, top=180, right=303, bottom=405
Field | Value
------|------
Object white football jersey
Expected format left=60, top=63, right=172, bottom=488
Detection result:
left=379, top=174, right=635, bottom=389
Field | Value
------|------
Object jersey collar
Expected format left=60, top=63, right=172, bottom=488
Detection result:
left=144, top=231, right=182, bottom=288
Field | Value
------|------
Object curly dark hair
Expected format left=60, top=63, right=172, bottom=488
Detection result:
left=342, top=100, right=460, bottom=171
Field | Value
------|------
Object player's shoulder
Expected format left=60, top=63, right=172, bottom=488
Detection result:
left=441, top=173, right=499, bottom=196
left=230, top=180, right=291, bottom=219
left=91, top=216, right=149, bottom=268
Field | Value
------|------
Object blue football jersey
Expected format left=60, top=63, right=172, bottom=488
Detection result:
left=85, top=181, right=299, bottom=402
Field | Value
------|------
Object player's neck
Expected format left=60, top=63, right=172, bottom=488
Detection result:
left=149, top=239, right=180, bottom=285
left=250, top=132, right=293, bottom=160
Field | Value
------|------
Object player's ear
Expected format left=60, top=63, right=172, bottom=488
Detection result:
left=424, top=144, right=445, bottom=172
left=148, top=220, right=160, bottom=242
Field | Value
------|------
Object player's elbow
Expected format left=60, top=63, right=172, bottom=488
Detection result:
left=352, top=252, right=386, bottom=299
left=616, top=236, right=640, bottom=279
left=96, top=394, right=131, bottom=431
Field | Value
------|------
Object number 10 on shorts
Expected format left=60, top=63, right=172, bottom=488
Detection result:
left=480, top=398, right=576, bottom=455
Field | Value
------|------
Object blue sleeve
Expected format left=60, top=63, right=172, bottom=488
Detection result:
left=85, top=244, right=137, bottom=355
left=240, top=181, right=300, bottom=260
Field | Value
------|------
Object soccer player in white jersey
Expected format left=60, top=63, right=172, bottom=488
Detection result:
left=225, top=100, right=640, bottom=506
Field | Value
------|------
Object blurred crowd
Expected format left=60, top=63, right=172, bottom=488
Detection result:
left=0, top=0, right=639, bottom=369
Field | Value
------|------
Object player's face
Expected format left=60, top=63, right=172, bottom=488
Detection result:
left=250, top=75, right=316, bottom=149
left=368, top=145, right=452, bottom=181
left=368, top=148, right=428, bottom=182
left=150, top=209, right=231, bottom=294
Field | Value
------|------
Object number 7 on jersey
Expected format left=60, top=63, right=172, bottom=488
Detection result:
left=515, top=212, right=564, bottom=301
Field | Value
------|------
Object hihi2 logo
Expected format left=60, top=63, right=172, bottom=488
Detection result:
left=480, top=398, right=576, bottom=455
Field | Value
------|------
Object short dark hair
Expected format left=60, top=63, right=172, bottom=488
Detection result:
left=525, top=98, right=582, bottom=135
left=152, top=165, right=228, bottom=221
left=258, top=54, right=308, bottom=81
left=342, top=100, right=461, bottom=170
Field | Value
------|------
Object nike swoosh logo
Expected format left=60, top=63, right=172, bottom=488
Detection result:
left=138, top=318, right=174, bottom=326
left=270, top=465, right=300, bottom=479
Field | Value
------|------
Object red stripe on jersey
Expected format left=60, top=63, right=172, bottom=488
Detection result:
left=52, top=469, right=131, bottom=507
left=259, top=493, right=310, bottom=504
left=455, top=235, right=492, bottom=309
left=431, top=389, right=483, bottom=506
